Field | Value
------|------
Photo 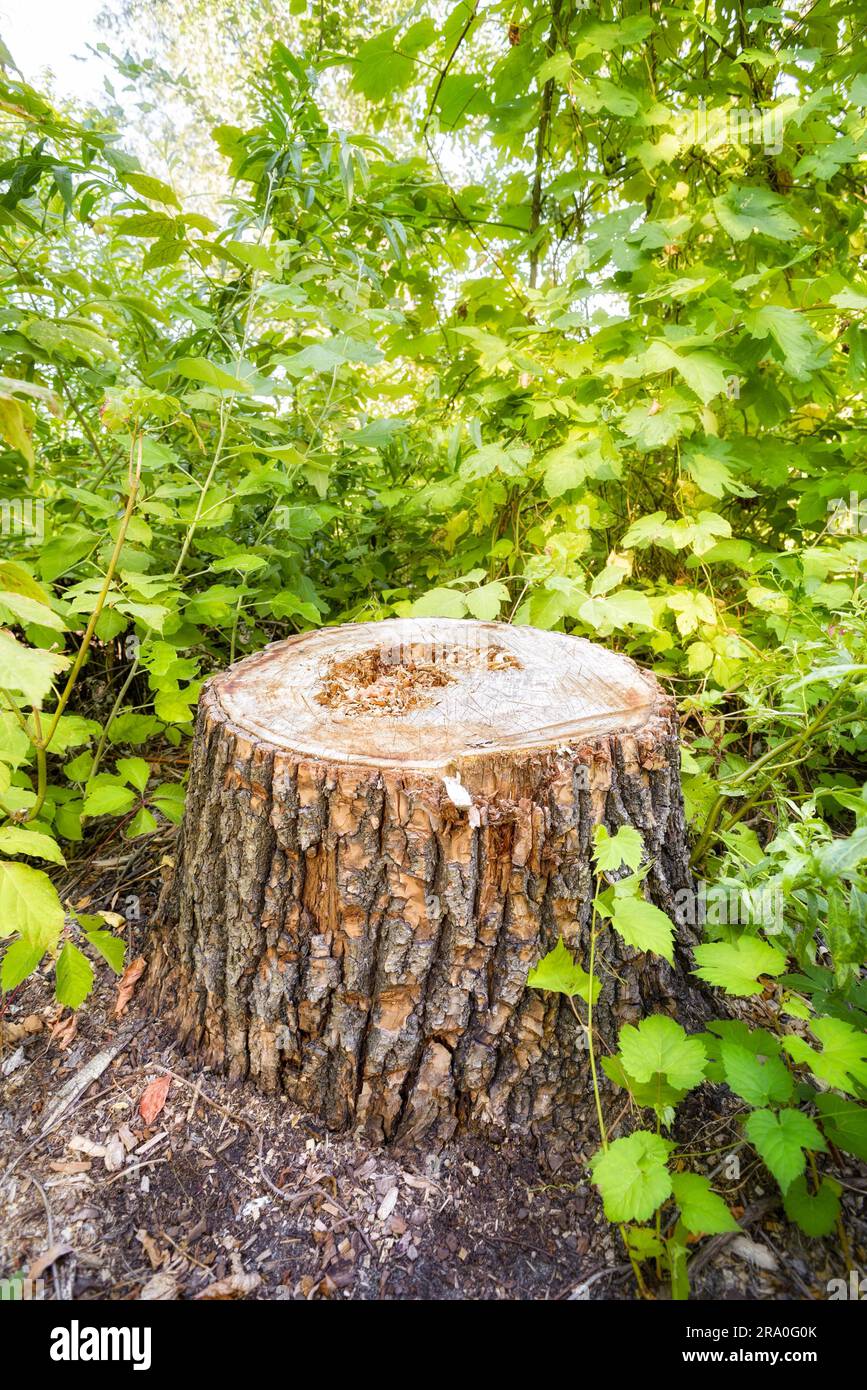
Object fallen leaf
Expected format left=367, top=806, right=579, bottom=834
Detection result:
left=29, top=1242, right=73, bottom=1281
left=139, top=1271, right=178, bottom=1300
left=194, top=1272, right=261, bottom=1299
left=139, top=1074, right=171, bottom=1125
left=136, top=1229, right=164, bottom=1269
left=115, top=955, right=146, bottom=1016
left=0, top=1013, right=44, bottom=1044
left=730, top=1235, right=778, bottom=1272
left=49, top=1013, right=77, bottom=1050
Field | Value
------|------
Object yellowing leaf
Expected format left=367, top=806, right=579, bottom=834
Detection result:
left=0, top=861, right=64, bottom=946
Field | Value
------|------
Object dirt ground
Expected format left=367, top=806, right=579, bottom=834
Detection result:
left=1, top=859, right=865, bottom=1302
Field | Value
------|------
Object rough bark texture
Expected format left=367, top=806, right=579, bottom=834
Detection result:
left=148, top=620, right=708, bottom=1165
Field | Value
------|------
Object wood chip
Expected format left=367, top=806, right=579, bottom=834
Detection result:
left=377, top=1186, right=398, bottom=1222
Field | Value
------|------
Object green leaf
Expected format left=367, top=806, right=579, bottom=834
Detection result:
left=0, top=711, right=31, bottom=770
left=126, top=806, right=158, bottom=837
left=0, top=826, right=66, bottom=865
left=714, top=185, right=800, bottom=242
left=124, top=171, right=180, bottom=206
left=578, top=589, right=654, bottom=634
left=1, top=935, right=46, bottom=991
left=601, top=1053, right=685, bottom=1122
left=171, top=356, right=252, bottom=393
left=464, top=581, right=508, bottom=621
left=0, top=862, right=64, bottom=945
left=609, top=893, right=675, bottom=964
left=744, top=1107, right=826, bottom=1192
left=82, top=783, right=139, bottom=818
left=744, top=306, right=827, bottom=381
left=0, top=631, right=70, bottom=707
left=83, top=928, right=125, bottom=974
left=782, top=1174, right=841, bottom=1237
left=527, top=936, right=600, bottom=1004
left=592, top=824, right=644, bottom=873
left=116, top=757, right=151, bottom=793
left=589, top=1131, right=674, bottom=1222
left=719, top=1040, right=794, bottom=1107
left=814, top=1094, right=867, bottom=1161
left=0, top=589, right=65, bottom=631
left=671, top=1172, right=739, bottom=1236
left=409, top=587, right=467, bottom=619
left=40, top=714, right=100, bottom=754
left=55, top=940, right=94, bottom=1009
left=153, top=688, right=197, bottom=724
left=782, top=1017, right=867, bottom=1095
left=619, top=1015, right=707, bottom=1091
left=693, top=937, right=787, bottom=996
left=0, top=398, right=33, bottom=463
left=151, top=783, right=185, bottom=823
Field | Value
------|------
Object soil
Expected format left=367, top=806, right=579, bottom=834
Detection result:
left=1, top=845, right=864, bottom=1303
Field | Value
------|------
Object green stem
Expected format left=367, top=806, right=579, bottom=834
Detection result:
left=690, top=679, right=853, bottom=867
left=23, top=439, right=141, bottom=822
left=585, top=871, right=648, bottom=1298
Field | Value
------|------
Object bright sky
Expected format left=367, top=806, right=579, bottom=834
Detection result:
left=0, top=0, right=107, bottom=102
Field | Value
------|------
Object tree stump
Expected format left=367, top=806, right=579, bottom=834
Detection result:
left=150, top=618, right=706, bottom=1160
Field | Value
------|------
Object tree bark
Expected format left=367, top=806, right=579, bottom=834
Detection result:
left=148, top=618, right=707, bottom=1164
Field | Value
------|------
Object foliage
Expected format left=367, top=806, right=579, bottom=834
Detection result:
left=530, top=820, right=865, bottom=1297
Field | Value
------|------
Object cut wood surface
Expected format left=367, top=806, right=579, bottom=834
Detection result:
left=150, top=618, right=705, bottom=1164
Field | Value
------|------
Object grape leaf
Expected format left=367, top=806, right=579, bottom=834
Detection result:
left=589, top=1131, right=674, bottom=1222
left=0, top=630, right=69, bottom=707
left=814, top=1093, right=867, bottom=1161
left=609, top=893, right=675, bottom=964
left=671, top=1172, right=739, bottom=1236
left=782, top=1017, right=867, bottom=1095
left=618, top=1015, right=708, bottom=1091
left=693, top=937, right=787, bottom=995
left=744, top=1107, right=826, bottom=1192
left=527, top=936, right=600, bottom=1004
left=782, top=1175, right=841, bottom=1238
left=592, top=824, right=644, bottom=873
left=720, top=1040, right=794, bottom=1107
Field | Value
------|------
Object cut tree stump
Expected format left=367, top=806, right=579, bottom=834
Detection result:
left=150, top=618, right=707, bottom=1162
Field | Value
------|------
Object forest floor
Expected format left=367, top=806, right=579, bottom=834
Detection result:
left=1, top=846, right=864, bottom=1302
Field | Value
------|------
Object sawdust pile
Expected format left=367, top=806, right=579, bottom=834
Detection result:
left=315, top=643, right=522, bottom=718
